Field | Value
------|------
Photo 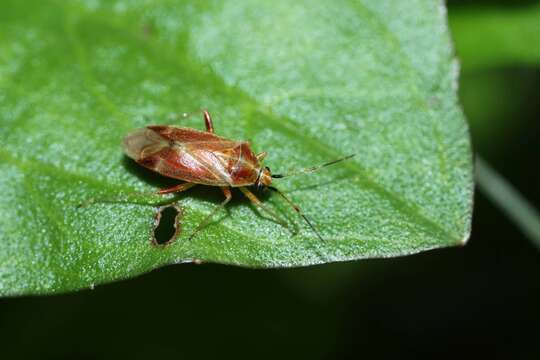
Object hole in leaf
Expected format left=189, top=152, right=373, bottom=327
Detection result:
left=152, top=204, right=183, bottom=246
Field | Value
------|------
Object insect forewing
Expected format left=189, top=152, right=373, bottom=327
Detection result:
left=123, top=128, right=169, bottom=161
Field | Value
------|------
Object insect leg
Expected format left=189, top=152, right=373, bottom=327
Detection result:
left=189, top=187, right=232, bottom=240
left=268, top=186, right=324, bottom=241
left=158, top=182, right=196, bottom=194
left=78, top=192, right=174, bottom=208
left=171, top=110, right=213, bottom=133
left=203, top=110, right=214, bottom=133
left=79, top=183, right=196, bottom=207
left=238, top=187, right=291, bottom=232
left=256, top=151, right=267, bottom=161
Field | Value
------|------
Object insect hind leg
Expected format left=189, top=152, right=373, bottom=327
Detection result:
left=168, top=109, right=214, bottom=133
left=202, top=110, right=214, bottom=133
left=78, top=183, right=196, bottom=207
left=158, top=182, right=196, bottom=194
left=77, top=192, right=176, bottom=208
left=188, top=187, right=232, bottom=240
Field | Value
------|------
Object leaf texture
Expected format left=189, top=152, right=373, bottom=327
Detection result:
left=0, top=0, right=473, bottom=295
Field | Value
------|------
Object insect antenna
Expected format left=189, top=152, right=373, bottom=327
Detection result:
left=271, top=154, right=355, bottom=179
left=267, top=186, right=324, bottom=241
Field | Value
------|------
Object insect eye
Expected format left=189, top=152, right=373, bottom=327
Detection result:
left=265, top=166, right=271, bottom=172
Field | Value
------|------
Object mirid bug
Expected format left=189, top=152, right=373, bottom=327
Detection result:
left=122, top=110, right=354, bottom=241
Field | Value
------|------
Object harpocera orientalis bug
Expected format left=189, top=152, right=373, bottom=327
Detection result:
left=122, top=110, right=354, bottom=240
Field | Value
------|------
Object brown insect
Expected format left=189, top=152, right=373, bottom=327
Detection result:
left=123, top=110, right=354, bottom=240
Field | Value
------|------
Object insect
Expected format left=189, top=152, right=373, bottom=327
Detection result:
left=123, top=110, right=354, bottom=241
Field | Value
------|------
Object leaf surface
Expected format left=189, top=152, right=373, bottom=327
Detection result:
left=0, top=0, right=473, bottom=295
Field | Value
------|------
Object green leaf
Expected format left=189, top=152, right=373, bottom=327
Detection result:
left=0, top=0, right=473, bottom=296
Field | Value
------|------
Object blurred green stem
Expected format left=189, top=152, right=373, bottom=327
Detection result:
left=475, top=156, right=540, bottom=248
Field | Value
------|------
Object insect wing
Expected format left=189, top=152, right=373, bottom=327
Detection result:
left=123, top=126, right=245, bottom=186
left=123, top=127, right=169, bottom=160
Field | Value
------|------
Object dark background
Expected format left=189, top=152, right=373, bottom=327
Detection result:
left=1, top=1, right=539, bottom=359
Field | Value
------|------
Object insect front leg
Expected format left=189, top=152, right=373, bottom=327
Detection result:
left=188, top=187, right=232, bottom=240
left=238, top=187, right=292, bottom=233
left=256, top=152, right=267, bottom=161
